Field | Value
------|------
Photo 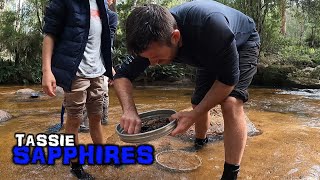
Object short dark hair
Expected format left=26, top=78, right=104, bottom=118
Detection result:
left=125, top=4, right=177, bottom=55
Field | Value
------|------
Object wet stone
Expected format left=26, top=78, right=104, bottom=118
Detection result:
left=0, top=110, right=12, bottom=123
left=13, top=89, right=50, bottom=102
left=15, top=88, right=35, bottom=95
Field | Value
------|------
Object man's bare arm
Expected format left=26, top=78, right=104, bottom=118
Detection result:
left=113, top=78, right=141, bottom=134
left=171, top=80, right=234, bottom=136
left=42, top=34, right=57, bottom=97
left=194, top=80, right=234, bottom=115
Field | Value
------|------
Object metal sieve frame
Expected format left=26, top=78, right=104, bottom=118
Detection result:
left=115, top=109, right=177, bottom=143
left=155, top=150, right=202, bottom=172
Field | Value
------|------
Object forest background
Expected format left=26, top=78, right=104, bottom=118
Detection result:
left=0, top=0, right=319, bottom=88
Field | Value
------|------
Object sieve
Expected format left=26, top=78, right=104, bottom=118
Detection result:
left=115, top=109, right=177, bottom=143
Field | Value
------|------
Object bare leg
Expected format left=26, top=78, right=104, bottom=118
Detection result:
left=67, top=114, right=95, bottom=179
left=221, top=97, right=247, bottom=165
left=65, top=115, right=82, bottom=164
left=65, top=115, right=82, bottom=145
left=88, top=114, right=103, bottom=144
left=192, top=104, right=210, bottom=139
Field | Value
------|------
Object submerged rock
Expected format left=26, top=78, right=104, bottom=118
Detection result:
left=178, top=106, right=260, bottom=142
left=253, top=59, right=320, bottom=88
left=0, top=110, right=12, bottom=123
left=15, top=88, right=35, bottom=95
left=14, top=88, right=42, bottom=102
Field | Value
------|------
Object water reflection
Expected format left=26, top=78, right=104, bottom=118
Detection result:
left=248, top=88, right=320, bottom=129
left=277, top=89, right=320, bottom=100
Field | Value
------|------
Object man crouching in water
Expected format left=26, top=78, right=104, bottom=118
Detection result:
left=113, top=1, right=260, bottom=179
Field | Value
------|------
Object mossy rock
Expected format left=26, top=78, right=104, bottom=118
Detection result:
left=253, top=64, right=297, bottom=87
left=310, top=66, right=320, bottom=80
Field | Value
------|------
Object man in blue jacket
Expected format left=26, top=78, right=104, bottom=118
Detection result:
left=114, top=1, right=260, bottom=179
left=59, top=9, right=118, bottom=133
left=42, top=0, right=116, bottom=179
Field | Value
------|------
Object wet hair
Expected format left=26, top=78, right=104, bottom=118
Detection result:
left=125, top=4, right=177, bottom=55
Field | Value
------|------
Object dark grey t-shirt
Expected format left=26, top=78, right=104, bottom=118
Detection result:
left=114, top=0, right=260, bottom=86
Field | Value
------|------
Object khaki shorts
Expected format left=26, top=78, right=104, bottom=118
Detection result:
left=64, top=76, right=104, bottom=119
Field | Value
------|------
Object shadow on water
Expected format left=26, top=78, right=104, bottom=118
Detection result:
left=0, top=85, right=320, bottom=179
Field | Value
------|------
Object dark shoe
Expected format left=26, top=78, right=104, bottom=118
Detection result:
left=180, top=137, right=209, bottom=152
left=221, top=162, right=240, bottom=180
left=70, top=166, right=94, bottom=180
left=78, top=126, right=90, bottom=133
left=194, top=137, right=208, bottom=150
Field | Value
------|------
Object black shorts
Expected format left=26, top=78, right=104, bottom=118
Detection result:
left=191, top=45, right=259, bottom=105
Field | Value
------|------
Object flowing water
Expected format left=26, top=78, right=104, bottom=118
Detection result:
left=0, top=85, right=319, bottom=180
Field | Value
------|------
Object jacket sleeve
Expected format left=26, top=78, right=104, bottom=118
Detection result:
left=42, top=0, right=66, bottom=37
left=204, top=13, right=239, bottom=86
left=114, top=56, right=150, bottom=81
left=107, top=10, right=118, bottom=46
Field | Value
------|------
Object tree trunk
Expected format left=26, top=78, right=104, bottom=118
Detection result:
left=311, top=26, right=315, bottom=47
left=299, top=18, right=306, bottom=46
left=280, top=0, right=287, bottom=35
left=14, top=48, right=20, bottom=67
left=15, top=0, right=22, bottom=30
left=259, top=2, right=269, bottom=34
left=35, top=0, right=43, bottom=32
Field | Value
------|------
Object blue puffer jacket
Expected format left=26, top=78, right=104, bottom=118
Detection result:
left=43, top=0, right=116, bottom=91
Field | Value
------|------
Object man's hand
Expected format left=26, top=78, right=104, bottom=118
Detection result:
left=120, top=111, right=142, bottom=134
left=170, top=110, right=198, bottom=136
left=42, top=71, right=56, bottom=97
left=108, top=67, right=116, bottom=86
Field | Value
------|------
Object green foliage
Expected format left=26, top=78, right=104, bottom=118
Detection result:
left=293, top=0, right=320, bottom=48
left=0, top=0, right=319, bottom=85
left=0, top=0, right=46, bottom=84
left=0, top=59, right=41, bottom=84
left=286, top=5, right=308, bottom=45
left=113, top=0, right=193, bottom=81
left=162, top=0, right=190, bottom=8
left=260, top=14, right=285, bottom=53
left=141, top=64, right=185, bottom=81
left=279, top=45, right=318, bottom=68
left=310, top=48, right=320, bottom=65
left=305, top=33, right=320, bottom=48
